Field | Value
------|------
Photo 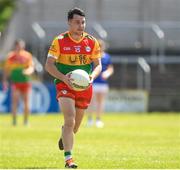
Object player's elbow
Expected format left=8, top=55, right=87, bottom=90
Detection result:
left=45, top=62, right=48, bottom=72
left=45, top=60, right=51, bottom=73
left=45, top=58, right=55, bottom=73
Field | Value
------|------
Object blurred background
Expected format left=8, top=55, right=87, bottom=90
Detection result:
left=0, top=0, right=180, bottom=113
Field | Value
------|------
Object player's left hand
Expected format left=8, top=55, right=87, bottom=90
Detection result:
left=101, top=71, right=109, bottom=80
left=23, top=66, right=34, bottom=75
left=89, top=75, right=94, bottom=84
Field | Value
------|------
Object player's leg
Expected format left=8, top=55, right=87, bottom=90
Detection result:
left=58, top=125, right=64, bottom=150
left=95, top=92, right=106, bottom=128
left=21, top=90, right=30, bottom=125
left=11, top=87, right=20, bottom=126
left=74, top=108, right=85, bottom=133
left=58, top=97, right=77, bottom=168
left=96, top=92, right=105, bottom=118
left=59, top=97, right=75, bottom=151
left=87, top=92, right=96, bottom=126
left=56, top=83, right=72, bottom=151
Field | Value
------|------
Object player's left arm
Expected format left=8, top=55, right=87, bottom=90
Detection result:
left=23, top=53, right=35, bottom=75
left=102, top=64, right=114, bottom=80
left=90, top=38, right=102, bottom=83
left=90, top=58, right=102, bottom=83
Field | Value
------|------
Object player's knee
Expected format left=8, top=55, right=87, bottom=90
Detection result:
left=64, top=118, right=75, bottom=129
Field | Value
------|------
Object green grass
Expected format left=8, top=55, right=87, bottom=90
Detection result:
left=0, top=113, right=180, bottom=169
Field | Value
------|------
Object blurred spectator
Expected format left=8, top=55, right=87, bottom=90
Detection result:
left=2, top=39, right=34, bottom=126
left=87, top=39, right=114, bottom=128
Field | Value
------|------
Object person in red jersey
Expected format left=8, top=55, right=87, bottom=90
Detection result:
left=3, top=39, right=34, bottom=126
left=45, top=8, right=102, bottom=168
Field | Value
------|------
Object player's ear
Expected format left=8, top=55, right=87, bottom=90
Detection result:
left=67, top=20, right=71, bottom=26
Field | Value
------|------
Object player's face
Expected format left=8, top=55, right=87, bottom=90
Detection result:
left=15, top=43, right=23, bottom=51
left=68, top=14, right=86, bottom=36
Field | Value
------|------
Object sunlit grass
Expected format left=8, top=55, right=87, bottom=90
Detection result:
left=0, top=113, right=180, bottom=169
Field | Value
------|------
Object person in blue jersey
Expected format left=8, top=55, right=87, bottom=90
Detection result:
left=87, top=39, right=114, bottom=128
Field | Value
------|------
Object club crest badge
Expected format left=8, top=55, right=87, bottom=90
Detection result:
left=85, top=46, right=91, bottom=52
left=61, top=90, right=67, bottom=94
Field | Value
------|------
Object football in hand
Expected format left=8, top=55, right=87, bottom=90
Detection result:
left=68, top=69, right=90, bottom=91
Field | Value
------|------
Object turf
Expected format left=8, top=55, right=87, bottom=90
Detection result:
left=0, top=113, right=180, bottom=169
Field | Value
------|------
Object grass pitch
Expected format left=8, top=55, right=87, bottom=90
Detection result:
left=0, top=113, right=180, bottom=169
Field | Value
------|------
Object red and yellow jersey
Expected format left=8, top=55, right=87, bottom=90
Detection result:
left=4, top=50, right=33, bottom=83
left=48, top=31, right=101, bottom=84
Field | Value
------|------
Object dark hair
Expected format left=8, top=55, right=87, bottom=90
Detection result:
left=14, top=39, right=25, bottom=48
left=67, top=7, right=85, bottom=20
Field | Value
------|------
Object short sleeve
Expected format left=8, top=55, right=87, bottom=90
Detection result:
left=107, top=53, right=112, bottom=65
left=27, top=52, right=33, bottom=66
left=4, top=52, right=12, bottom=70
left=91, top=39, right=101, bottom=59
left=47, top=37, right=60, bottom=59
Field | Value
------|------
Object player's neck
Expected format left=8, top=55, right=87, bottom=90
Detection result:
left=69, top=31, right=83, bottom=41
left=14, top=49, right=23, bottom=54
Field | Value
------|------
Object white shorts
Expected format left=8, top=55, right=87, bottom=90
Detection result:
left=93, top=83, right=109, bottom=93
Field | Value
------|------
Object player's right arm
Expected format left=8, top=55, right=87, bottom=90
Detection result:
left=2, top=69, right=9, bottom=91
left=102, top=54, right=114, bottom=80
left=2, top=53, right=11, bottom=91
left=45, top=38, right=72, bottom=88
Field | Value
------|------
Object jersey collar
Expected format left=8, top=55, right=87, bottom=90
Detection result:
left=67, top=31, right=86, bottom=43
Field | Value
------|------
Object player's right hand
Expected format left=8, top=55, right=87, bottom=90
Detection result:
left=63, top=73, right=74, bottom=90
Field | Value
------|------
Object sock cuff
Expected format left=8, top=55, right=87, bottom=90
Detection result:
left=64, top=151, right=71, bottom=156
